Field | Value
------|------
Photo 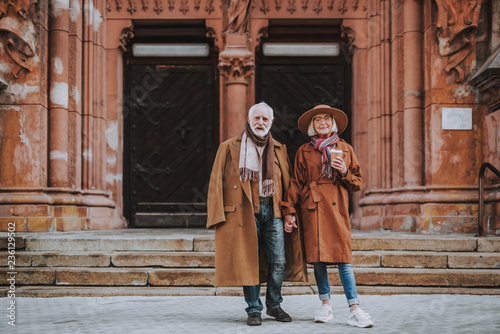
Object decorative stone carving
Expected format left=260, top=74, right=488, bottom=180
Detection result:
left=312, top=0, right=322, bottom=14
left=205, top=0, right=214, bottom=13
left=154, top=0, right=163, bottom=13
left=218, top=33, right=254, bottom=81
left=471, top=47, right=500, bottom=113
left=219, top=52, right=255, bottom=81
left=287, top=0, right=296, bottom=14
left=127, top=0, right=137, bottom=13
left=194, top=0, right=201, bottom=11
left=141, top=0, right=149, bottom=11
left=275, top=0, right=282, bottom=11
left=114, top=0, right=124, bottom=11
left=352, top=0, right=358, bottom=11
left=435, top=0, right=481, bottom=83
left=119, top=26, right=134, bottom=53
left=301, top=0, right=308, bottom=11
left=260, top=0, right=270, bottom=14
left=0, top=0, right=37, bottom=91
left=180, top=0, right=188, bottom=14
left=340, top=25, right=355, bottom=59
left=338, top=0, right=347, bottom=13
left=326, top=0, right=333, bottom=11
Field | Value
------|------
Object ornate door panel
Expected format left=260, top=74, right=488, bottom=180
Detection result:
left=256, top=61, right=351, bottom=164
left=124, top=64, right=218, bottom=227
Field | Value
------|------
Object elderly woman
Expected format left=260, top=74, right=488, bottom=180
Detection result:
left=281, top=105, right=374, bottom=328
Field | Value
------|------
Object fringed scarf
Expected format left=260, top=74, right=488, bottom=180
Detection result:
left=239, top=123, right=275, bottom=197
left=311, top=133, right=340, bottom=178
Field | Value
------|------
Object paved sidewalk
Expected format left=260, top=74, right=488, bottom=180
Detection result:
left=1, top=294, right=499, bottom=334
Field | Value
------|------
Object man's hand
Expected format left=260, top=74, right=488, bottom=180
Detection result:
left=284, top=214, right=297, bottom=233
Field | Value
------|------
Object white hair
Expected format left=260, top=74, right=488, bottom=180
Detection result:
left=248, top=102, right=274, bottom=120
left=307, top=114, right=338, bottom=136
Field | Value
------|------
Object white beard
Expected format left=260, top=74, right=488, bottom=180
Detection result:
left=251, top=124, right=270, bottom=138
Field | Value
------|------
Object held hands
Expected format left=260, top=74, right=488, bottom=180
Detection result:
left=284, top=214, right=297, bottom=233
left=331, top=156, right=348, bottom=177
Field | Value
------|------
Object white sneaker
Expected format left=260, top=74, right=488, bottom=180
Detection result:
left=347, top=307, right=374, bottom=328
left=314, top=304, right=333, bottom=323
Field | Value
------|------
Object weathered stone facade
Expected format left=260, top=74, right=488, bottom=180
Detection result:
left=0, top=0, right=498, bottom=234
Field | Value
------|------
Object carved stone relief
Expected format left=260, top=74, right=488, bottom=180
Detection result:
left=119, top=26, right=135, bottom=53
left=109, top=0, right=218, bottom=14
left=218, top=52, right=255, bottom=81
left=107, top=0, right=365, bottom=15
left=0, top=0, right=37, bottom=91
left=435, top=0, right=481, bottom=82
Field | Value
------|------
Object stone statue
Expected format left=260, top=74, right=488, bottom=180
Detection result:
left=225, top=0, right=252, bottom=33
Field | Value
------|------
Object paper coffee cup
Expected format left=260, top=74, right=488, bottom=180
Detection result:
left=330, top=148, right=343, bottom=161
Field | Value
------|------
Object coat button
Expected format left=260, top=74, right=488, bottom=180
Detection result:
left=332, top=202, right=336, bottom=206
left=239, top=223, right=243, bottom=227
left=234, top=185, right=238, bottom=189
left=240, top=202, right=244, bottom=206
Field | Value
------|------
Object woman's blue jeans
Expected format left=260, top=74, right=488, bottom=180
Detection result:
left=313, top=262, right=359, bottom=306
left=243, top=204, right=286, bottom=314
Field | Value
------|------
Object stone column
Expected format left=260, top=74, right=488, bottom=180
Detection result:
left=402, top=0, right=424, bottom=186
left=49, top=0, right=71, bottom=187
left=105, top=20, right=134, bottom=229
left=341, top=19, right=369, bottom=229
left=218, top=32, right=255, bottom=140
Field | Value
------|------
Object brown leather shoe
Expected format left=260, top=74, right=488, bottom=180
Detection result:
left=266, top=307, right=292, bottom=322
left=247, top=312, right=262, bottom=326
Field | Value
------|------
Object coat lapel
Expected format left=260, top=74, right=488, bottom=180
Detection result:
left=303, top=144, right=322, bottom=168
left=230, top=133, right=253, bottom=205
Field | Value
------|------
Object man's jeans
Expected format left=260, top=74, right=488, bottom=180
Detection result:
left=313, top=262, right=360, bottom=306
left=243, top=204, right=286, bottom=314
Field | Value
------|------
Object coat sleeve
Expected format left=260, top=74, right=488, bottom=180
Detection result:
left=338, top=145, right=362, bottom=193
left=206, top=143, right=229, bottom=229
left=281, top=147, right=307, bottom=216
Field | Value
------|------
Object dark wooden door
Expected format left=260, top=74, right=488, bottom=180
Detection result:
left=256, top=59, right=351, bottom=164
left=124, top=63, right=218, bottom=227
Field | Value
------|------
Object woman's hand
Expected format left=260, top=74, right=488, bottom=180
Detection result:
left=284, top=214, right=297, bottom=233
left=331, top=156, right=348, bottom=177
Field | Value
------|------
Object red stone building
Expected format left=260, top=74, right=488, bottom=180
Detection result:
left=0, top=0, right=499, bottom=234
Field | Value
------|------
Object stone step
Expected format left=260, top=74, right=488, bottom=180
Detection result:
left=7, top=230, right=500, bottom=253
left=2, top=250, right=500, bottom=269
left=5, top=285, right=500, bottom=298
left=146, top=268, right=500, bottom=288
left=4, top=267, right=496, bottom=287
left=379, top=251, right=500, bottom=269
left=19, top=230, right=212, bottom=252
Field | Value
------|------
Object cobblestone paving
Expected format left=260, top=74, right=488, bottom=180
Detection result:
left=1, top=294, right=499, bottom=334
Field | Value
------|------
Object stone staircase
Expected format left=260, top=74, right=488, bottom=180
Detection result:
left=1, top=229, right=499, bottom=297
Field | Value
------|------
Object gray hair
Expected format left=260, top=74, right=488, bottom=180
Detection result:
left=248, top=102, right=274, bottom=120
left=307, top=115, right=338, bottom=136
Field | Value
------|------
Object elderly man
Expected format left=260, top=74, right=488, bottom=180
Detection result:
left=207, top=102, right=307, bottom=326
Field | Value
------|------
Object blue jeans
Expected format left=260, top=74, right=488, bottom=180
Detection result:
left=243, top=204, right=286, bottom=314
left=313, top=262, right=359, bottom=307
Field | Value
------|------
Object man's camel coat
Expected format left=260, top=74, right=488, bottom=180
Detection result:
left=206, top=133, right=307, bottom=287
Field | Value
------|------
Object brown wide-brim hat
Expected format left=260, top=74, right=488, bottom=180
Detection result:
left=297, top=104, right=348, bottom=135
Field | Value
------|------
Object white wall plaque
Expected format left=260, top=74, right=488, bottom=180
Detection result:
left=442, top=108, right=472, bottom=130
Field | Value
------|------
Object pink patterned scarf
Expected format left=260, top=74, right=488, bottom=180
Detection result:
left=310, top=133, right=340, bottom=178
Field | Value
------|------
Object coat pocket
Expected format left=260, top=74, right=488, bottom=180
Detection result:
left=224, top=205, right=236, bottom=212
